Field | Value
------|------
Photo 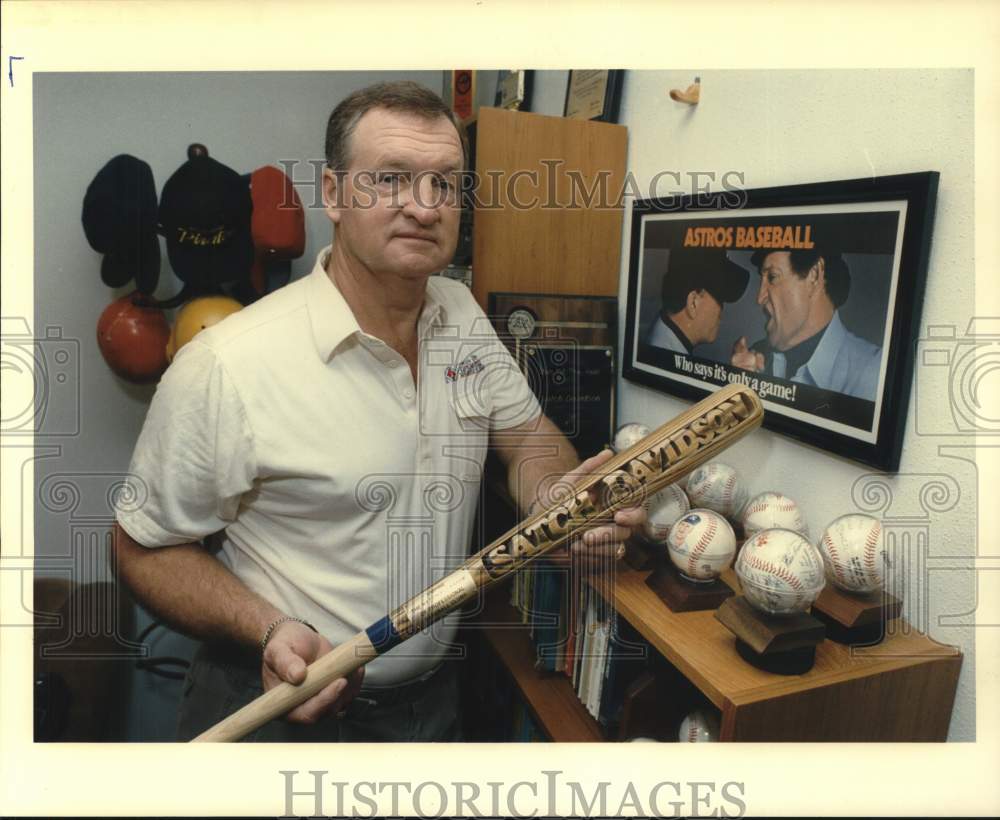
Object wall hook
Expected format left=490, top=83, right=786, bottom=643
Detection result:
left=670, top=77, right=700, bottom=105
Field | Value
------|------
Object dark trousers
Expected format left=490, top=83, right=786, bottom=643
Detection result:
left=176, top=641, right=462, bottom=742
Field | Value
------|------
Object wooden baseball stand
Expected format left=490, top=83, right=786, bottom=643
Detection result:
left=811, top=586, right=903, bottom=646
left=621, top=537, right=656, bottom=571
left=715, top=596, right=825, bottom=675
left=645, top=556, right=734, bottom=612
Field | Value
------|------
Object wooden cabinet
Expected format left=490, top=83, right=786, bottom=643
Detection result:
left=470, top=107, right=627, bottom=307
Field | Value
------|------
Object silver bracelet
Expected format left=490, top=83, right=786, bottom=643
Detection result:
left=260, top=615, right=316, bottom=653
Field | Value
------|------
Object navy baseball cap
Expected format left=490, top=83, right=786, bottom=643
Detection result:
left=82, top=154, right=161, bottom=294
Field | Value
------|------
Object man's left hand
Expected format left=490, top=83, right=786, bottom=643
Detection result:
left=541, top=448, right=646, bottom=573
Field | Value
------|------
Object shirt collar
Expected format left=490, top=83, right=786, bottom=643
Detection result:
left=661, top=315, right=693, bottom=354
left=306, top=247, right=363, bottom=361
left=801, top=310, right=847, bottom=387
left=418, top=281, right=445, bottom=336
left=306, top=245, right=447, bottom=362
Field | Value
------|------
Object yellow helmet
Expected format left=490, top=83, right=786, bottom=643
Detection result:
left=166, top=296, right=243, bottom=361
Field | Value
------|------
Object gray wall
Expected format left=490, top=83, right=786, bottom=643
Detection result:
left=32, top=70, right=443, bottom=741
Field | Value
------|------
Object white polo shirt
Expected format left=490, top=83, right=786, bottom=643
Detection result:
left=118, top=247, right=541, bottom=685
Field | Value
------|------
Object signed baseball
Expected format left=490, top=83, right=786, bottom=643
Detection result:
left=741, top=491, right=809, bottom=540
left=735, top=528, right=826, bottom=615
left=640, top=484, right=691, bottom=544
left=817, top=514, right=886, bottom=593
left=685, top=462, right=749, bottom=520
left=667, top=509, right=736, bottom=582
left=678, top=709, right=720, bottom=742
left=612, top=422, right=651, bottom=453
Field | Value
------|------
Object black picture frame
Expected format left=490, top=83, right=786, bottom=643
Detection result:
left=622, top=172, right=939, bottom=472
left=563, top=69, right=624, bottom=123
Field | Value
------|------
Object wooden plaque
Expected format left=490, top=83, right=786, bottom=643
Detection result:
left=490, top=293, right=617, bottom=459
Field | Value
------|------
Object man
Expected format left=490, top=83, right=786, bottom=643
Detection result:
left=730, top=247, right=881, bottom=400
left=112, top=81, right=642, bottom=742
left=646, top=247, right=749, bottom=354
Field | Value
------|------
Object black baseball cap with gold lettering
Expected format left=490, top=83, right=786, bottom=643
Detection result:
left=663, top=246, right=749, bottom=306
left=157, top=153, right=253, bottom=288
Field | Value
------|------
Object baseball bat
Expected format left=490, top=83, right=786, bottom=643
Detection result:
left=193, top=383, right=763, bottom=742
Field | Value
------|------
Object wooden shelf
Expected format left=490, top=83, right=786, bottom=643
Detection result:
left=476, top=589, right=604, bottom=743
left=474, top=472, right=962, bottom=740
left=587, top=564, right=963, bottom=741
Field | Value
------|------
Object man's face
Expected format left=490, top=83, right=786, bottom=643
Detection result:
left=323, top=108, right=463, bottom=282
left=693, top=289, right=723, bottom=344
left=756, top=251, right=814, bottom=351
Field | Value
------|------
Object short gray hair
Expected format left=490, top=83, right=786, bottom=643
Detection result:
left=324, top=80, right=468, bottom=171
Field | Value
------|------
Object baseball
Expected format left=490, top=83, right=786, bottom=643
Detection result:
left=735, top=528, right=826, bottom=615
left=741, top=491, right=809, bottom=540
left=678, top=709, right=720, bottom=742
left=640, top=484, right=691, bottom=544
left=612, top=422, right=651, bottom=453
left=666, top=509, right=736, bottom=582
left=685, top=462, right=749, bottom=520
left=817, top=514, right=886, bottom=594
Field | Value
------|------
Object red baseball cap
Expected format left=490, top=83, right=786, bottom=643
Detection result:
left=248, top=165, right=305, bottom=294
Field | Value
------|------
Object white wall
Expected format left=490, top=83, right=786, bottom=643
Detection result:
left=613, top=70, right=976, bottom=740
left=32, top=70, right=444, bottom=740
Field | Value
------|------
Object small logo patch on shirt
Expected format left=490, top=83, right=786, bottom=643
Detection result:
left=445, top=353, right=484, bottom=382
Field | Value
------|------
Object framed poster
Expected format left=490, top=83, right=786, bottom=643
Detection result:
left=622, top=172, right=939, bottom=471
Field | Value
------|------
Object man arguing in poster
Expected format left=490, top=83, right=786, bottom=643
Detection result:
left=731, top=247, right=881, bottom=401
left=647, top=248, right=749, bottom=355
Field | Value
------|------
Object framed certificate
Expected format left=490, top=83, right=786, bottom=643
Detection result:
left=564, top=69, right=624, bottom=123
left=495, top=70, right=534, bottom=111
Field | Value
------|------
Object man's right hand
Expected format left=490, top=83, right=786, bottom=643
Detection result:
left=731, top=336, right=765, bottom=372
left=261, top=621, right=364, bottom=724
